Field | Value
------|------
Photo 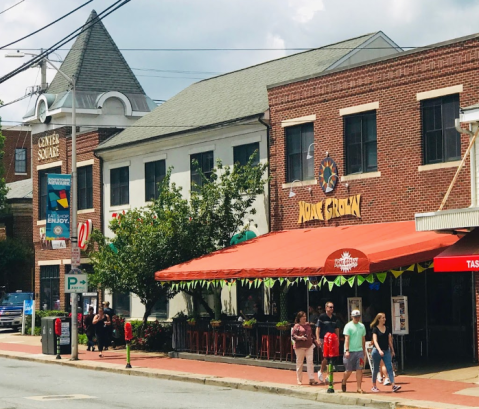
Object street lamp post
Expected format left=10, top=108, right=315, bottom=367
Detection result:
left=5, top=51, right=79, bottom=360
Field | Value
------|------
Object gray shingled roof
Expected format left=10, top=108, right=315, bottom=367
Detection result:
left=47, top=10, right=145, bottom=95
left=97, top=33, right=379, bottom=151
left=6, top=179, right=32, bottom=200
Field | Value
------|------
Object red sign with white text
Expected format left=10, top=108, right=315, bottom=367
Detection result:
left=434, top=255, right=479, bottom=272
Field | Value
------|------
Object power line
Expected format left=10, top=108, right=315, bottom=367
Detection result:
left=0, top=0, right=93, bottom=50
left=136, top=74, right=207, bottom=80
left=0, top=0, right=24, bottom=16
left=132, top=67, right=223, bottom=75
left=0, top=0, right=130, bottom=84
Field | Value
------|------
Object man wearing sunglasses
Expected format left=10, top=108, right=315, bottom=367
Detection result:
left=316, top=301, right=339, bottom=383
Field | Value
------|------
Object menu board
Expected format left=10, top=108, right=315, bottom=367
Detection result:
left=391, top=296, right=409, bottom=335
left=347, top=297, right=362, bottom=319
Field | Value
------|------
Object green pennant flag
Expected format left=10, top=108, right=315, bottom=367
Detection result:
left=206, top=281, right=211, bottom=290
left=220, top=280, right=225, bottom=288
left=340, top=276, right=347, bottom=285
left=248, top=280, right=253, bottom=289
left=286, top=279, right=292, bottom=288
left=328, top=280, right=335, bottom=292
left=308, top=281, right=313, bottom=290
left=357, top=275, right=365, bottom=286
left=279, top=277, right=284, bottom=286
left=241, top=278, right=246, bottom=286
left=347, top=276, right=355, bottom=287
left=376, top=272, right=387, bottom=283
left=294, top=278, right=299, bottom=285
left=187, top=281, right=191, bottom=291
left=365, top=274, right=374, bottom=283
left=334, top=276, right=342, bottom=286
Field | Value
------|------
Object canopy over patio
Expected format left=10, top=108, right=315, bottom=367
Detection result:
left=155, top=221, right=458, bottom=281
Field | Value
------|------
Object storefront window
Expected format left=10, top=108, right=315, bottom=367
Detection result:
left=237, top=283, right=263, bottom=316
left=40, top=265, right=60, bottom=311
left=113, top=292, right=130, bottom=317
left=150, top=291, right=168, bottom=318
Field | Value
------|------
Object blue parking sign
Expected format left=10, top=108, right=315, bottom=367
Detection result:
left=23, top=300, right=34, bottom=316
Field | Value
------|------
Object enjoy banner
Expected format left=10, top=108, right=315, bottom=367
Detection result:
left=46, top=174, right=71, bottom=240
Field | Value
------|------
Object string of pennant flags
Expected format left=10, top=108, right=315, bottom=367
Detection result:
left=163, top=261, right=434, bottom=292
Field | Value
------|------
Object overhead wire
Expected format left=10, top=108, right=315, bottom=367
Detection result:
left=0, top=0, right=24, bottom=16
left=0, top=0, right=93, bottom=50
left=0, top=0, right=130, bottom=85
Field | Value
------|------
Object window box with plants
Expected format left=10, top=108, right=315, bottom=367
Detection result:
left=187, top=318, right=196, bottom=326
left=276, top=321, right=291, bottom=331
left=242, top=318, right=257, bottom=329
left=210, top=319, right=222, bottom=328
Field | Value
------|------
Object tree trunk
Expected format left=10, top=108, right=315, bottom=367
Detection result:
left=183, top=288, right=215, bottom=318
left=141, top=301, right=155, bottom=336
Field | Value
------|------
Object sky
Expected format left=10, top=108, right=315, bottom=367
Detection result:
left=0, top=0, right=479, bottom=127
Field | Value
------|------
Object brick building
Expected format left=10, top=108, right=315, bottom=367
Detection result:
left=26, top=10, right=155, bottom=312
left=266, top=33, right=479, bottom=363
left=2, top=126, right=31, bottom=183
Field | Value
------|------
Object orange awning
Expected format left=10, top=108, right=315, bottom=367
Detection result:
left=155, top=221, right=459, bottom=281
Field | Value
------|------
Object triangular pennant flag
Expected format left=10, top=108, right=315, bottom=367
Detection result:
left=417, top=263, right=426, bottom=273
left=308, top=281, right=313, bottom=290
left=187, top=281, right=191, bottom=290
left=241, top=278, right=246, bottom=286
left=429, top=261, right=434, bottom=268
left=357, top=275, right=365, bottom=286
left=248, top=280, right=253, bottom=289
left=220, top=280, right=225, bottom=288
left=340, top=276, right=347, bottom=285
left=334, top=276, right=342, bottom=286
left=327, top=280, right=335, bottom=292
left=347, top=276, right=355, bottom=287
left=406, top=264, right=415, bottom=272
left=376, top=272, right=387, bottom=283
left=286, top=279, right=292, bottom=287
left=390, top=269, right=403, bottom=278
left=206, top=281, right=211, bottom=289
left=365, top=274, right=374, bottom=284
left=279, top=277, right=284, bottom=286
left=317, top=278, right=322, bottom=289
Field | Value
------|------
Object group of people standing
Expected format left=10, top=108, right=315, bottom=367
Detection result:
left=83, top=301, right=115, bottom=357
left=292, top=301, right=401, bottom=393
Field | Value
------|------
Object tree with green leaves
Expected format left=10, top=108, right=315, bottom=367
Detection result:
left=89, top=153, right=268, bottom=328
left=0, top=238, right=34, bottom=291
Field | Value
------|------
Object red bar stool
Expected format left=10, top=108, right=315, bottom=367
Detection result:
left=259, top=334, right=271, bottom=360
left=200, top=331, right=210, bottom=354
left=273, top=335, right=282, bottom=360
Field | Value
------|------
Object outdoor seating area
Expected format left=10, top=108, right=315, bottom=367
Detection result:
left=173, top=319, right=339, bottom=363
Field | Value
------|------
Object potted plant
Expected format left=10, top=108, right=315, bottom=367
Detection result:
left=210, top=319, right=222, bottom=328
left=276, top=321, right=291, bottom=331
left=187, top=317, right=196, bottom=326
left=242, top=318, right=257, bottom=329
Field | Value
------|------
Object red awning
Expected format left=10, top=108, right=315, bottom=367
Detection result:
left=434, top=228, right=479, bottom=272
left=155, top=221, right=459, bottom=281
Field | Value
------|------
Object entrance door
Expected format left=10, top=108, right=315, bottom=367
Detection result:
left=427, top=272, right=474, bottom=361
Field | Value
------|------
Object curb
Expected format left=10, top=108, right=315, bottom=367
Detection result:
left=0, top=351, right=465, bottom=409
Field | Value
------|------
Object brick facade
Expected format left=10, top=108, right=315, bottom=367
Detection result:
left=267, top=36, right=479, bottom=362
left=267, top=38, right=479, bottom=231
left=33, top=127, right=119, bottom=310
left=2, top=127, right=31, bottom=183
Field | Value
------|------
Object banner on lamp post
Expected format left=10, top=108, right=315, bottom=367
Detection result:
left=46, top=174, right=71, bottom=240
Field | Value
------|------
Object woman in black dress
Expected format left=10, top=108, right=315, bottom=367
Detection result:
left=93, top=308, right=111, bottom=357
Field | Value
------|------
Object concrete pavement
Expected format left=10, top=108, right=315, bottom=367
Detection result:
left=0, top=331, right=478, bottom=409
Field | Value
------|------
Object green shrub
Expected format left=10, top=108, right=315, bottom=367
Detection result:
left=78, top=334, right=88, bottom=345
left=25, top=310, right=68, bottom=328
left=130, top=320, right=172, bottom=352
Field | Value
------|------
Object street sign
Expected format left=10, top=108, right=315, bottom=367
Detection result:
left=71, top=246, right=81, bottom=267
left=69, top=268, right=82, bottom=275
left=23, top=300, right=34, bottom=315
left=65, top=274, right=88, bottom=293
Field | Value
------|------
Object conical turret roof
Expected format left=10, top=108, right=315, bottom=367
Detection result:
left=47, top=10, right=145, bottom=95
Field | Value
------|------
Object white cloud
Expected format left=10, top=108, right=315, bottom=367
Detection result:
left=288, top=0, right=324, bottom=23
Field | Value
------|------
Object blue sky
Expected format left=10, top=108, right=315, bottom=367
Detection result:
left=1, top=0, right=478, bottom=126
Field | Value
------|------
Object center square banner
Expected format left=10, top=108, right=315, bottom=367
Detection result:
left=46, top=173, right=71, bottom=240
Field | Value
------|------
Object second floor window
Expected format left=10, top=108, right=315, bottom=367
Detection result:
left=77, top=165, right=93, bottom=210
left=191, top=151, right=214, bottom=192
left=344, top=111, right=377, bottom=175
left=38, top=166, right=61, bottom=220
left=422, top=94, right=460, bottom=165
left=286, top=123, right=314, bottom=182
left=15, top=148, right=27, bottom=173
left=234, top=142, right=259, bottom=166
left=145, top=159, right=166, bottom=201
left=110, top=166, right=129, bottom=206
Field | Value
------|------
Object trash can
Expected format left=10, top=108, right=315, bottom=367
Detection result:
left=41, top=316, right=72, bottom=355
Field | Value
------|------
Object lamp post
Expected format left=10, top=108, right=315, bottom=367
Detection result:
left=5, top=51, right=79, bottom=360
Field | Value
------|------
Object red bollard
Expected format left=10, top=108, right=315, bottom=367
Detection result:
left=54, top=318, right=62, bottom=359
left=124, top=322, right=133, bottom=368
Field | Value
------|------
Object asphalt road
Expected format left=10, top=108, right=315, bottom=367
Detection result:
left=0, top=357, right=372, bottom=409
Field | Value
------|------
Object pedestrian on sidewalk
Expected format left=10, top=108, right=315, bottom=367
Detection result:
left=370, top=313, right=401, bottom=393
left=84, top=306, right=96, bottom=352
left=292, top=311, right=319, bottom=386
left=341, top=309, right=366, bottom=393
left=93, top=308, right=111, bottom=357
left=102, top=301, right=115, bottom=350
left=316, top=301, right=339, bottom=384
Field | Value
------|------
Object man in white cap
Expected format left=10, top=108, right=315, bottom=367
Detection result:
left=341, top=309, right=366, bottom=393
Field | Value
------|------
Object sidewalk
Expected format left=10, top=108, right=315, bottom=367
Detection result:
left=0, top=332, right=478, bottom=409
